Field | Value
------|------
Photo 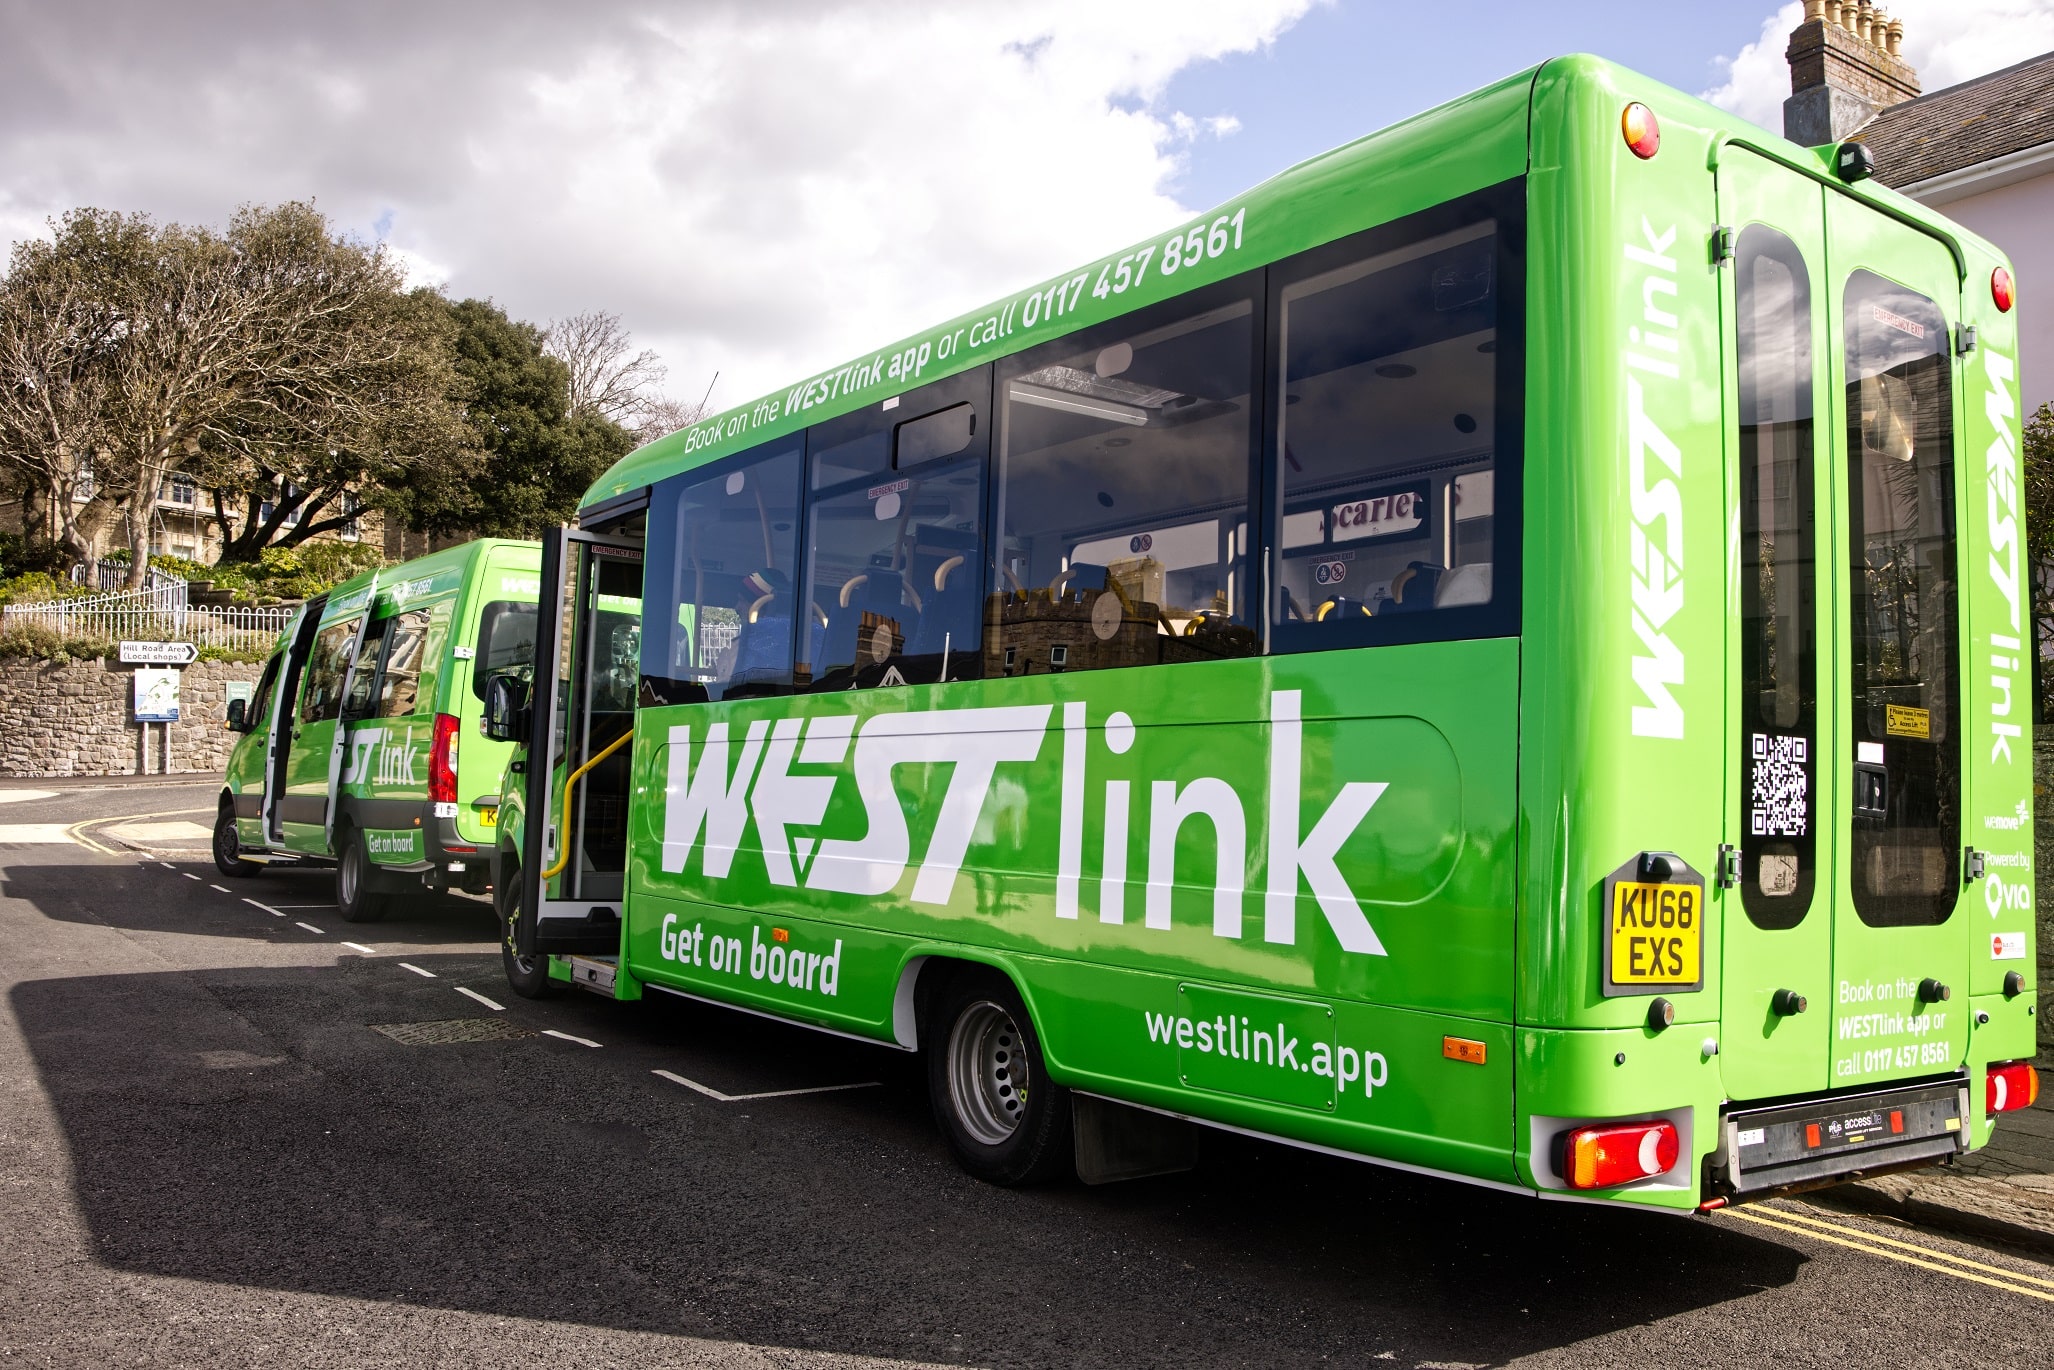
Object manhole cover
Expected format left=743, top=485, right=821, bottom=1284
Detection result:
left=370, top=1018, right=535, bottom=1046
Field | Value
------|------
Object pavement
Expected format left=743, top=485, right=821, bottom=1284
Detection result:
left=5, top=781, right=2054, bottom=1366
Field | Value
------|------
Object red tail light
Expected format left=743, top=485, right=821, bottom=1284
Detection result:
left=429, top=712, right=460, bottom=806
left=1558, top=1119, right=1680, bottom=1189
left=1621, top=102, right=1660, bottom=159
left=1988, top=1060, right=2040, bottom=1115
left=1992, top=266, right=2015, bottom=313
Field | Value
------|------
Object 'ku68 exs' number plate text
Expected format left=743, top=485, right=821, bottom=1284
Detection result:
left=1601, top=856, right=1705, bottom=996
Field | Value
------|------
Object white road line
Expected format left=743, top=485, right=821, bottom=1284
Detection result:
left=295, top=921, right=325, bottom=934
left=398, top=962, right=436, bottom=978
left=181, top=872, right=202, bottom=880
left=342, top=941, right=377, bottom=955
left=651, top=1069, right=881, bottom=1103
left=455, top=986, right=505, bottom=1011
left=209, top=884, right=231, bottom=893
left=159, top=861, right=177, bottom=871
left=243, top=898, right=286, bottom=917
left=542, top=1029, right=602, bottom=1048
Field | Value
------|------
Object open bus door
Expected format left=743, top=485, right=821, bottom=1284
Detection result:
left=1718, top=146, right=1972, bottom=1105
left=263, top=596, right=328, bottom=846
left=516, top=522, right=646, bottom=960
left=323, top=573, right=379, bottom=852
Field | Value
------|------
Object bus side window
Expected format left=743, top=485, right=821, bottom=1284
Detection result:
left=340, top=615, right=392, bottom=721
left=640, top=438, right=805, bottom=705
left=299, top=617, right=363, bottom=724
left=1269, top=189, right=1518, bottom=651
left=989, top=280, right=1259, bottom=675
left=802, top=368, right=991, bottom=690
left=376, top=609, right=436, bottom=718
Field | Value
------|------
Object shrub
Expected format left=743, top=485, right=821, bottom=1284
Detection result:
left=0, top=572, right=91, bottom=606
left=0, top=623, right=115, bottom=664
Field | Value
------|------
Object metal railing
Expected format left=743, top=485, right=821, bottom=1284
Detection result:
left=70, top=561, right=189, bottom=601
left=3, top=583, right=294, bottom=653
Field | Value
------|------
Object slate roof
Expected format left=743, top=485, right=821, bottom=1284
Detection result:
left=1863, top=49, right=2054, bottom=188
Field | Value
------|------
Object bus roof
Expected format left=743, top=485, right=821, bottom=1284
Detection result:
left=581, top=52, right=2006, bottom=511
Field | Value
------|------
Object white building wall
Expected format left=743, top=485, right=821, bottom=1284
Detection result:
left=1905, top=151, right=2054, bottom=417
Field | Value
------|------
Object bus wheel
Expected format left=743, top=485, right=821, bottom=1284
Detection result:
left=335, top=827, right=389, bottom=924
left=213, top=802, right=260, bottom=878
left=927, top=970, right=1073, bottom=1186
left=496, top=859, right=555, bottom=999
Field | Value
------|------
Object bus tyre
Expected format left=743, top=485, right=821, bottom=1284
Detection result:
left=213, top=802, right=260, bottom=878
left=497, top=858, right=556, bottom=999
left=927, top=970, right=1073, bottom=1186
left=335, top=827, right=390, bottom=924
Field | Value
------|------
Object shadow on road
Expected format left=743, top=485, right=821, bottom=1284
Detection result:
left=7, top=869, right=1807, bottom=1366
left=5, top=859, right=498, bottom=947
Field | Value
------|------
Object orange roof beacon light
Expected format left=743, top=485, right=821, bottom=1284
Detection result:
left=1622, top=102, right=1660, bottom=160
left=1992, top=266, right=2016, bottom=313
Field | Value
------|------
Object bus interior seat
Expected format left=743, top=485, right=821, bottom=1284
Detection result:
left=1434, top=562, right=1492, bottom=608
left=824, top=566, right=913, bottom=668
left=906, top=555, right=975, bottom=658
left=1379, top=561, right=1443, bottom=613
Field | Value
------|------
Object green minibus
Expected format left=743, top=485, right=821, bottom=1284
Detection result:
left=481, top=54, right=2039, bottom=1209
left=218, top=539, right=541, bottom=921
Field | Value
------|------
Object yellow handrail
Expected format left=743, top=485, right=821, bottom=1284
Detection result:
left=539, top=730, right=633, bottom=881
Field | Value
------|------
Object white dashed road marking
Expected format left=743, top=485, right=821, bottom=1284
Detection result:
left=652, top=1069, right=881, bottom=1103
left=543, top=1029, right=602, bottom=1048
left=342, top=941, right=377, bottom=954
left=295, top=921, right=325, bottom=935
left=209, top=884, right=231, bottom=892
left=181, top=872, right=202, bottom=880
left=399, top=963, right=436, bottom=978
left=456, top=986, right=505, bottom=1011
left=159, top=861, right=177, bottom=871
left=243, top=899, right=285, bottom=917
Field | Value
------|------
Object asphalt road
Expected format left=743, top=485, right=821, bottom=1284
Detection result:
left=3, top=779, right=2053, bottom=1368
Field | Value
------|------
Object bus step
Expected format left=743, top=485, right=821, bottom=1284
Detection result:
left=240, top=852, right=299, bottom=865
left=568, top=956, right=617, bottom=995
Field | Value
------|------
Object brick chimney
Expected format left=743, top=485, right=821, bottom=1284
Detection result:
left=1783, top=0, right=1920, bottom=145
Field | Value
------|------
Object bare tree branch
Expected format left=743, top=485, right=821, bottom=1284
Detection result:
left=543, top=309, right=666, bottom=428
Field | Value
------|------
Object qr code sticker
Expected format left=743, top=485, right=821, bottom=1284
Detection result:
left=1750, top=733, right=1808, bottom=836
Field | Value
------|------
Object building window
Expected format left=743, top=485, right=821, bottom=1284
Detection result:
left=339, top=492, right=361, bottom=542
left=163, top=474, right=197, bottom=507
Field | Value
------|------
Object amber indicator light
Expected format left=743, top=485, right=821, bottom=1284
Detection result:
left=1442, top=1036, right=1487, bottom=1065
left=1621, top=103, right=1660, bottom=159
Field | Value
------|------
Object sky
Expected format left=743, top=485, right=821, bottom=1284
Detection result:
left=2, top=0, right=2051, bottom=420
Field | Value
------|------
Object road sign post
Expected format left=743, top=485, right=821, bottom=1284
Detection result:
left=121, top=642, right=194, bottom=775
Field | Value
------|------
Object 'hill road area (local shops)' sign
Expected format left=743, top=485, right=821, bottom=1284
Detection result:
left=119, top=641, right=198, bottom=666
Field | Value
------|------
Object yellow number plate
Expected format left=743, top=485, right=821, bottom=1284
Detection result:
left=1609, top=881, right=1701, bottom=985
left=478, top=807, right=498, bottom=827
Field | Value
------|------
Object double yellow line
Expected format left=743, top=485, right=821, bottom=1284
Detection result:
left=1722, top=1204, right=2054, bottom=1304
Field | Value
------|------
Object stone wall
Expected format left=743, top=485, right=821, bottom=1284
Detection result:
left=0, top=657, right=265, bottom=777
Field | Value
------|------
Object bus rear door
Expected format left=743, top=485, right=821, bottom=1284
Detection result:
left=1718, top=147, right=1971, bottom=1102
left=1820, top=191, right=1969, bottom=1092
left=516, top=524, right=646, bottom=959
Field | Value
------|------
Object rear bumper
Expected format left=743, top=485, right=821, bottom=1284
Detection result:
left=1707, top=1075, right=1970, bottom=1200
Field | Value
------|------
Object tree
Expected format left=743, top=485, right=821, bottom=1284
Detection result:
left=544, top=309, right=665, bottom=428
left=2024, top=400, right=2054, bottom=717
left=387, top=298, right=635, bottom=539
left=204, top=283, right=468, bottom=560
left=0, top=210, right=144, bottom=566
left=633, top=392, right=712, bottom=446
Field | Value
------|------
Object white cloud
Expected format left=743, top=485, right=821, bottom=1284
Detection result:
left=0, top=0, right=1315, bottom=417
left=1706, top=1, right=2054, bottom=135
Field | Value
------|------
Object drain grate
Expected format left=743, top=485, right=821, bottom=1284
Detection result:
left=370, top=1017, right=536, bottom=1046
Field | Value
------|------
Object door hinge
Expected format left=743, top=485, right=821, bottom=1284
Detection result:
left=1955, top=324, right=1978, bottom=357
left=1716, top=843, right=1740, bottom=889
left=1711, top=225, right=1735, bottom=266
left=1964, top=845, right=1986, bottom=882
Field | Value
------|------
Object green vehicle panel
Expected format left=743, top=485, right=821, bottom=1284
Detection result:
left=501, top=53, right=2034, bottom=1209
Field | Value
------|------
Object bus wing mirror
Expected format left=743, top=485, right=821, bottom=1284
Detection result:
left=226, top=698, right=247, bottom=732
left=482, top=673, right=530, bottom=743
